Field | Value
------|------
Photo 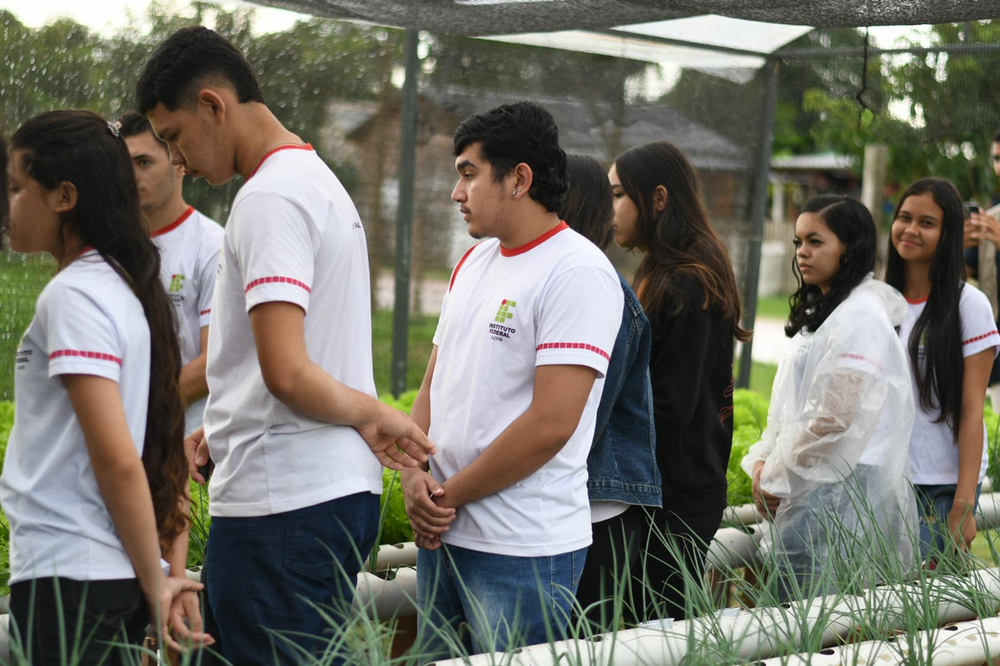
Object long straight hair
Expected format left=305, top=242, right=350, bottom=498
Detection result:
left=561, top=154, right=614, bottom=250
left=613, top=142, right=750, bottom=342
left=785, top=195, right=877, bottom=337
left=12, top=110, right=188, bottom=554
left=884, top=177, right=966, bottom=439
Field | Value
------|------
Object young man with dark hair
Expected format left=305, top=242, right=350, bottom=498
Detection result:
left=402, top=102, right=623, bottom=656
left=118, top=110, right=222, bottom=435
left=137, top=26, right=434, bottom=662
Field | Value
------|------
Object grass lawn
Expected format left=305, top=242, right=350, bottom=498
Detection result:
left=754, top=294, right=792, bottom=321
left=371, top=308, right=438, bottom=395
left=0, top=254, right=55, bottom=400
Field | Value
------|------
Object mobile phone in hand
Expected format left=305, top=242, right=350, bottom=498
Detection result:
left=964, top=202, right=981, bottom=218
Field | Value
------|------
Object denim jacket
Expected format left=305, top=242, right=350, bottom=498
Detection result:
left=586, top=273, right=662, bottom=507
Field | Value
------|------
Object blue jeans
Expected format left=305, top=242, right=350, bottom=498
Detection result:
left=205, top=492, right=380, bottom=665
left=416, top=544, right=586, bottom=660
left=916, top=483, right=982, bottom=561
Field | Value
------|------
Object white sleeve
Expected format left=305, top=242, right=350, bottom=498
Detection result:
left=960, top=287, right=1000, bottom=358
left=197, top=223, right=223, bottom=328
left=41, top=283, right=123, bottom=383
left=534, top=266, right=623, bottom=378
left=231, top=192, right=316, bottom=314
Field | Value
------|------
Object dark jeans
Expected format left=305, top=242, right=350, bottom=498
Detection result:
left=916, top=482, right=983, bottom=562
left=205, top=492, right=380, bottom=665
left=9, top=577, right=148, bottom=666
left=640, top=507, right=723, bottom=621
left=416, top=543, right=586, bottom=661
left=575, top=505, right=646, bottom=631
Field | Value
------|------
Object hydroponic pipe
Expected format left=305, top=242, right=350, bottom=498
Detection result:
left=753, top=615, right=1000, bottom=665
left=429, top=568, right=1000, bottom=666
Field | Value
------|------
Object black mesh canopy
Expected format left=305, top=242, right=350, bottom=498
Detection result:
left=249, top=0, right=1000, bottom=34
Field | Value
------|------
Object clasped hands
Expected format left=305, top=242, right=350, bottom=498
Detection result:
left=401, top=467, right=456, bottom=550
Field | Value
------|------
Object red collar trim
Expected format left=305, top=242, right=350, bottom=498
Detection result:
left=905, top=294, right=929, bottom=305
left=499, top=221, right=569, bottom=257
left=152, top=206, right=194, bottom=238
left=248, top=143, right=314, bottom=180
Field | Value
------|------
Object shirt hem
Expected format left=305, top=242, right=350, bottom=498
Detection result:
left=208, top=479, right=381, bottom=518
left=244, top=285, right=311, bottom=315
left=9, top=564, right=135, bottom=585
left=48, top=360, right=120, bottom=382
left=440, top=532, right=592, bottom=557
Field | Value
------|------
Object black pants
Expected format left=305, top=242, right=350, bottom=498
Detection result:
left=576, top=505, right=647, bottom=631
left=639, top=508, right=724, bottom=621
left=9, top=577, right=148, bottom=665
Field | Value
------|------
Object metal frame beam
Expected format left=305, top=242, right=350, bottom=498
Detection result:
left=390, top=28, right=420, bottom=398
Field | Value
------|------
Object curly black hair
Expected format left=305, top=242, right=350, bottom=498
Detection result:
left=453, top=101, right=568, bottom=213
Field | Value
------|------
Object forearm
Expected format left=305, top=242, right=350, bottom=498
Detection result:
left=440, top=409, right=567, bottom=508
left=955, top=415, right=984, bottom=506
left=270, top=358, right=381, bottom=429
left=94, top=459, right=166, bottom=594
left=166, top=497, right=191, bottom=578
left=178, top=355, right=208, bottom=407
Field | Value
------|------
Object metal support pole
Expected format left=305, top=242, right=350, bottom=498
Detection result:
left=737, top=59, right=779, bottom=390
left=390, top=28, right=419, bottom=398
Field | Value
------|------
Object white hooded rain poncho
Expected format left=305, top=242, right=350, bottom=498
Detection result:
left=741, top=276, right=917, bottom=600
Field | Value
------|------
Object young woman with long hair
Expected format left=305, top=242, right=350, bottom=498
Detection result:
left=885, top=178, right=998, bottom=561
left=1, top=110, right=210, bottom=663
left=742, top=195, right=916, bottom=601
left=561, top=154, right=659, bottom=629
left=609, top=141, right=749, bottom=620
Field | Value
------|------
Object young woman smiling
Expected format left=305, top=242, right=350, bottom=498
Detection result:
left=886, top=178, right=999, bottom=562
left=742, top=195, right=916, bottom=601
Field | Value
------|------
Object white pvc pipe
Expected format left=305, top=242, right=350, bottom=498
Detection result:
left=429, top=568, right=1000, bottom=666
left=353, top=567, right=418, bottom=618
left=372, top=541, right=419, bottom=571
left=754, top=615, right=1000, bottom=665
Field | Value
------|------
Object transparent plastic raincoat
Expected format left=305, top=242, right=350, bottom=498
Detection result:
left=741, top=277, right=917, bottom=599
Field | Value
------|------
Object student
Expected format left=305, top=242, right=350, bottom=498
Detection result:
left=118, top=110, right=223, bottom=435
left=608, top=141, right=748, bottom=620
left=561, top=154, right=659, bottom=629
left=0, top=110, right=209, bottom=664
left=886, top=178, right=999, bottom=560
left=401, top=103, right=623, bottom=656
left=136, top=27, right=434, bottom=662
left=742, top=195, right=916, bottom=601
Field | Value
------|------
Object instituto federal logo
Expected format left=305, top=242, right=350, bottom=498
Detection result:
left=495, top=299, right=516, bottom=323
left=489, top=299, right=517, bottom=342
left=169, top=274, right=186, bottom=293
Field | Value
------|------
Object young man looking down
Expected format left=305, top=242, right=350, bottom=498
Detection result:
left=136, top=27, right=434, bottom=663
left=119, top=110, right=222, bottom=435
left=402, top=102, right=624, bottom=657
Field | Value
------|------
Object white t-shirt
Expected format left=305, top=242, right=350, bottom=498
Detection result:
left=0, top=251, right=150, bottom=583
left=203, top=144, right=382, bottom=518
left=900, top=284, right=999, bottom=485
left=152, top=206, right=223, bottom=434
left=429, top=223, right=623, bottom=557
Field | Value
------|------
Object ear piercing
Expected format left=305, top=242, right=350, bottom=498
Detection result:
left=513, top=188, right=521, bottom=195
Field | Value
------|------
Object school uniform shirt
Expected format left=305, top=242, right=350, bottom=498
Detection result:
left=900, top=284, right=1000, bottom=485
left=429, top=223, right=624, bottom=557
left=203, top=144, right=382, bottom=518
left=152, top=206, right=223, bottom=434
left=0, top=251, right=150, bottom=583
